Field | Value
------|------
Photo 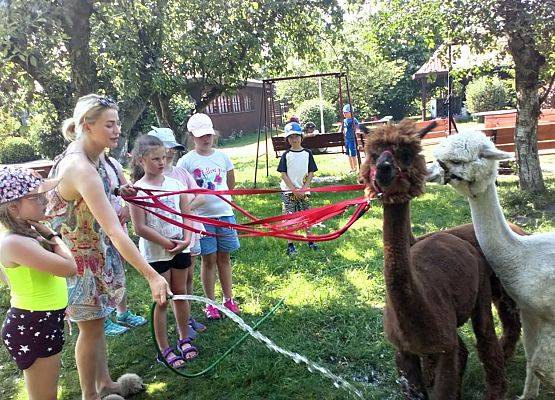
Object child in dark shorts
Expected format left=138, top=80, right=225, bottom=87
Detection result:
left=129, top=135, right=198, bottom=369
left=0, top=167, right=76, bottom=399
left=277, top=122, right=318, bottom=256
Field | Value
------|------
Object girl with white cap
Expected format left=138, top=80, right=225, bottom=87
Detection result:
left=177, top=113, right=241, bottom=320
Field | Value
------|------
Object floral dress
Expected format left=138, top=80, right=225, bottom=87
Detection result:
left=46, top=153, right=125, bottom=321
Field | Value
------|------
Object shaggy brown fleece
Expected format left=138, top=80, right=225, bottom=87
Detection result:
left=361, top=120, right=509, bottom=399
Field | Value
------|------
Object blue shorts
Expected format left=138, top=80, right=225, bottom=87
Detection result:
left=345, top=138, right=358, bottom=157
left=200, top=215, right=240, bottom=255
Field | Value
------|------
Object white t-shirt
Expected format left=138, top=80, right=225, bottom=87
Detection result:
left=176, top=150, right=234, bottom=217
left=135, top=176, right=190, bottom=263
left=277, top=149, right=318, bottom=193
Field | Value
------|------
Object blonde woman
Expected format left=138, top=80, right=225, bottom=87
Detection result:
left=46, top=94, right=171, bottom=400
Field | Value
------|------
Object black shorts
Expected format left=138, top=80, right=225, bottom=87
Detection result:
left=150, top=252, right=192, bottom=274
left=2, top=307, right=65, bottom=370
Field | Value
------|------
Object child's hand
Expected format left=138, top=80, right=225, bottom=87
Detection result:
left=117, top=205, right=130, bottom=225
left=168, top=239, right=190, bottom=254
left=118, top=184, right=137, bottom=197
left=27, top=220, right=56, bottom=238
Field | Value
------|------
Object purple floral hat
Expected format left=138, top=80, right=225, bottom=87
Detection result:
left=0, top=167, right=60, bottom=204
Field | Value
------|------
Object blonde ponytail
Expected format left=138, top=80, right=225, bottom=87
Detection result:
left=62, top=117, right=78, bottom=141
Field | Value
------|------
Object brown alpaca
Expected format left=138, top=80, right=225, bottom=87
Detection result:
left=415, top=223, right=523, bottom=363
left=360, top=121, right=507, bottom=399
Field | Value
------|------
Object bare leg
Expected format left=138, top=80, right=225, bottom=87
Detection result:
left=349, top=156, right=358, bottom=171
left=171, top=267, right=197, bottom=359
left=200, top=253, right=218, bottom=300
left=116, top=292, right=128, bottom=314
left=216, top=251, right=233, bottom=300
left=395, top=351, right=428, bottom=399
left=186, top=256, right=195, bottom=296
left=153, top=270, right=185, bottom=368
left=171, top=268, right=191, bottom=337
left=75, top=318, right=115, bottom=399
left=23, top=353, right=62, bottom=400
left=520, top=311, right=541, bottom=399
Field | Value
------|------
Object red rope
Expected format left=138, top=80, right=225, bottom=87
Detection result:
left=123, top=184, right=371, bottom=242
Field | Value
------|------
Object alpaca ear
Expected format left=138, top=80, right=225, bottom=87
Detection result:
left=478, top=146, right=513, bottom=161
left=415, top=121, right=437, bottom=139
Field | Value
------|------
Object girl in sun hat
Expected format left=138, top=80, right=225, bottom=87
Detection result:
left=147, top=126, right=207, bottom=335
left=0, top=167, right=76, bottom=400
left=176, top=113, right=241, bottom=320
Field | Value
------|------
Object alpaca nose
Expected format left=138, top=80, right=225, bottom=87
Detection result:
left=376, top=152, right=395, bottom=187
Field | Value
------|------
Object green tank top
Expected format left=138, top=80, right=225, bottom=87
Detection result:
left=2, top=263, right=68, bottom=311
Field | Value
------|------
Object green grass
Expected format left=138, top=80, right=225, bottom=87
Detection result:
left=1, top=146, right=554, bottom=399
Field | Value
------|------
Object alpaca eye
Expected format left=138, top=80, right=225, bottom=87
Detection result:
left=397, top=149, right=413, bottom=165
left=450, top=160, right=462, bottom=165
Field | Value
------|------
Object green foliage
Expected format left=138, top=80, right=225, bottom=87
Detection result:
left=293, top=98, right=337, bottom=132
left=465, top=76, right=509, bottom=113
left=0, top=137, right=38, bottom=164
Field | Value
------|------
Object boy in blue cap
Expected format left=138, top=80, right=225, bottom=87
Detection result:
left=342, top=104, right=359, bottom=173
left=277, top=122, right=318, bottom=255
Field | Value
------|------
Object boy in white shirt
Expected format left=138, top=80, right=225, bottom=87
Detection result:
left=277, top=122, right=318, bottom=256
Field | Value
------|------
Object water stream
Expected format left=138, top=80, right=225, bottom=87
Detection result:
left=171, top=294, right=365, bottom=399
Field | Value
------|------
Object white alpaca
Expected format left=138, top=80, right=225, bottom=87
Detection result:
left=432, top=131, right=555, bottom=399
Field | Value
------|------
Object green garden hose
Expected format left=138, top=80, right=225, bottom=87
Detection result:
left=150, top=297, right=285, bottom=377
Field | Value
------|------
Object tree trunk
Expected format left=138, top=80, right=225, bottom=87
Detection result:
left=504, top=4, right=546, bottom=193
left=112, top=98, right=148, bottom=163
left=514, top=84, right=544, bottom=192
left=60, top=0, right=98, bottom=97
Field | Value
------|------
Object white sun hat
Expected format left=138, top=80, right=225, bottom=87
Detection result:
left=147, top=127, right=185, bottom=150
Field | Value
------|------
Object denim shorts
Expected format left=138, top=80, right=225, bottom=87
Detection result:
left=200, top=215, right=240, bottom=255
left=345, top=138, right=358, bottom=156
left=190, top=234, right=202, bottom=256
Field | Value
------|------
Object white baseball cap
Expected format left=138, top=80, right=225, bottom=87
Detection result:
left=147, top=127, right=185, bottom=150
left=187, top=113, right=216, bottom=137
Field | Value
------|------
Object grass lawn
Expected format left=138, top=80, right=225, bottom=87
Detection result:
left=1, top=139, right=554, bottom=399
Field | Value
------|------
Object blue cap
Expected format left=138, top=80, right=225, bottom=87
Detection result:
left=343, top=104, right=352, bottom=113
left=284, top=122, right=303, bottom=138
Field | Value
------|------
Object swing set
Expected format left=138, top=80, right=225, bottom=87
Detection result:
left=253, top=72, right=361, bottom=186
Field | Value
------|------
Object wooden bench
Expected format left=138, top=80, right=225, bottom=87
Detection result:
left=271, top=132, right=345, bottom=157
left=479, top=109, right=555, bottom=154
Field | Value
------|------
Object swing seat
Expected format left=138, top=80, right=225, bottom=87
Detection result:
left=271, top=132, right=345, bottom=157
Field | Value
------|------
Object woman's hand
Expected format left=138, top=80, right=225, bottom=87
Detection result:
left=148, top=274, right=172, bottom=305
